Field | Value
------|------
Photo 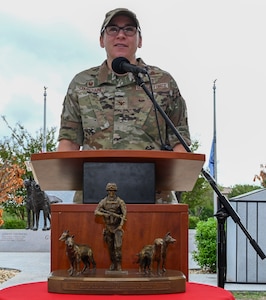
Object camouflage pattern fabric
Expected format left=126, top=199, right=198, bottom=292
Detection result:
left=58, top=58, right=191, bottom=150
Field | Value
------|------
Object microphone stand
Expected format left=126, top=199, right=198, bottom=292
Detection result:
left=134, top=73, right=266, bottom=288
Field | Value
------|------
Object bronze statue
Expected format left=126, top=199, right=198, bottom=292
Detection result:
left=137, top=232, right=176, bottom=275
left=24, top=177, right=62, bottom=230
left=137, top=240, right=162, bottom=275
left=59, top=230, right=96, bottom=276
left=23, top=178, right=35, bottom=230
left=94, top=183, right=127, bottom=271
left=24, top=178, right=51, bottom=231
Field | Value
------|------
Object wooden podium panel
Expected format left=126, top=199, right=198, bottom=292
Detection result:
left=30, top=150, right=205, bottom=191
left=51, top=204, right=189, bottom=280
left=31, top=150, right=200, bottom=291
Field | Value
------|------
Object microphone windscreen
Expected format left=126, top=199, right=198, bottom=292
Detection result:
left=112, top=57, right=130, bottom=74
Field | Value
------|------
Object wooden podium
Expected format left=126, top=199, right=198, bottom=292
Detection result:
left=30, top=150, right=205, bottom=294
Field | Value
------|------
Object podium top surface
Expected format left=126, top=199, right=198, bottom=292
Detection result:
left=30, top=150, right=205, bottom=191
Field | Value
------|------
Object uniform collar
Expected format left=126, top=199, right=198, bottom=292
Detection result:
left=98, top=58, right=148, bottom=85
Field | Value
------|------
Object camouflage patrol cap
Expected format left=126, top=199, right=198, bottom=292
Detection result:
left=100, top=8, right=141, bottom=35
left=106, top=182, right=118, bottom=191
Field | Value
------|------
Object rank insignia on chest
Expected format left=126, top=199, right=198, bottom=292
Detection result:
left=87, top=80, right=95, bottom=87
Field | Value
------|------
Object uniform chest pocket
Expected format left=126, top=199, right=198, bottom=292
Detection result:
left=114, top=96, right=155, bottom=128
left=78, top=94, right=110, bottom=135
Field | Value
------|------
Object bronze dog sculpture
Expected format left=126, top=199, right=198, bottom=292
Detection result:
left=59, top=230, right=96, bottom=276
left=137, top=232, right=176, bottom=274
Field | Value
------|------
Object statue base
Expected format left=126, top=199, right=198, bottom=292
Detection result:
left=48, top=269, right=186, bottom=295
left=105, top=269, right=129, bottom=275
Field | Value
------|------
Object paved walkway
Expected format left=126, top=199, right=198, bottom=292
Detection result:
left=1, top=252, right=266, bottom=292
left=0, top=252, right=50, bottom=289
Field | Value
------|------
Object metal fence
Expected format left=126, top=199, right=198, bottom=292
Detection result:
left=226, top=190, right=266, bottom=283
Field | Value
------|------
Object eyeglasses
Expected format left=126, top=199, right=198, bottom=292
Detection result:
left=104, top=25, right=139, bottom=37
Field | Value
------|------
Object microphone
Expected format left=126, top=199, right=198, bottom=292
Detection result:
left=112, top=57, right=147, bottom=75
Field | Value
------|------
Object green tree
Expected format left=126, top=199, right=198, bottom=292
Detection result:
left=0, top=116, right=57, bottom=222
left=228, top=184, right=261, bottom=198
left=181, top=140, right=214, bottom=225
left=0, top=116, right=57, bottom=178
left=182, top=176, right=213, bottom=219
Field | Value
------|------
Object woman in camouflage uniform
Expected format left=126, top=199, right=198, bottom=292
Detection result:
left=57, top=8, right=191, bottom=203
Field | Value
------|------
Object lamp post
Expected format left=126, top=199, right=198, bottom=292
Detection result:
left=42, top=86, right=47, bottom=152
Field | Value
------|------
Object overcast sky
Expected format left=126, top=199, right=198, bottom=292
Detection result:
left=1, top=0, right=265, bottom=188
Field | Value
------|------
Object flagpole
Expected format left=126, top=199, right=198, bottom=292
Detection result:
left=212, top=79, right=227, bottom=287
left=42, top=86, right=47, bottom=152
left=213, top=79, right=218, bottom=212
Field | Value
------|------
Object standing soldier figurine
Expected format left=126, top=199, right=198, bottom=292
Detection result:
left=95, top=183, right=127, bottom=271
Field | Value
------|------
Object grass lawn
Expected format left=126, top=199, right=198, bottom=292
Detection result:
left=231, top=291, right=266, bottom=299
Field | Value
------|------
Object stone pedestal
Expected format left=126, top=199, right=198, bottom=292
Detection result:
left=0, top=229, right=50, bottom=252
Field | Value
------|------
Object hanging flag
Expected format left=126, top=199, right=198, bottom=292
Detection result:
left=208, top=139, right=215, bottom=177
